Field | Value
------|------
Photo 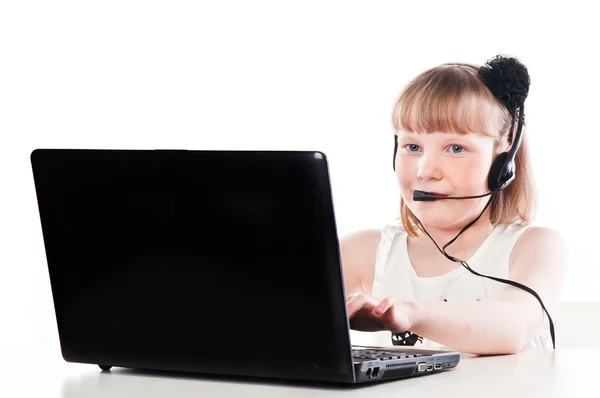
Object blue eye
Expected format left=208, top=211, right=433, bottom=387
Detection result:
left=450, top=145, right=464, bottom=153
left=406, top=144, right=420, bottom=152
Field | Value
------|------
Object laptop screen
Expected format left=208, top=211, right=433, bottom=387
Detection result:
left=31, top=149, right=354, bottom=382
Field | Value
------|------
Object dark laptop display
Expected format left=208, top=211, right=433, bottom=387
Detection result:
left=31, top=149, right=459, bottom=384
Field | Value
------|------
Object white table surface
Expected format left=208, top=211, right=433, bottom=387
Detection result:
left=1, top=342, right=592, bottom=398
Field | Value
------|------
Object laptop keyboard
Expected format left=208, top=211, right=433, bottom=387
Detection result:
left=352, top=349, right=424, bottom=360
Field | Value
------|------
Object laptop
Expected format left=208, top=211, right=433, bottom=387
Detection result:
left=30, top=148, right=460, bottom=384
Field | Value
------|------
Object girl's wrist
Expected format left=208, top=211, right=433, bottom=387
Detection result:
left=404, top=300, right=423, bottom=332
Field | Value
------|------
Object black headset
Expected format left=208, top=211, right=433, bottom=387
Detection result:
left=392, top=63, right=524, bottom=194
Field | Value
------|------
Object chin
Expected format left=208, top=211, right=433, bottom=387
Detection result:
left=409, top=204, right=464, bottom=227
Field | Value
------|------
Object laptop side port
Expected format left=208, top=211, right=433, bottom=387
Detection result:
left=434, top=363, right=442, bottom=370
left=372, top=367, right=380, bottom=378
left=426, top=364, right=433, bottom=371
left=418, top=363, right=427, bottom=372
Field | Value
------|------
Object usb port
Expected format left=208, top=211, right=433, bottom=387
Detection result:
left=434, top=363, right=442, bottom=370
left=418, top=363, right=427, bottom=372
left=426, top=364, right=433, bottom=371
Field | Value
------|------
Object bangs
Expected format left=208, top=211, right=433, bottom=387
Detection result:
left=392, top=67, right=504, bottom=137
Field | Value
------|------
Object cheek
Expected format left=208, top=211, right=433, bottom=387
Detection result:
left=450, top=159, right=490, bottom=186
left=395, top=165, right=413, bottom=188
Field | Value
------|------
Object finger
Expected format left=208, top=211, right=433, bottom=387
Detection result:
left=346, top=294, right=378, bottom=318
left=374, top=296, right=395, bottom=315
left=376, top=301, right=411, bottom=332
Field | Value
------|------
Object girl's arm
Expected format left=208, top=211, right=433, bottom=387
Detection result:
left=349, top=227, right=568, bottom=355
left=339, top=229, right=380, bottom=296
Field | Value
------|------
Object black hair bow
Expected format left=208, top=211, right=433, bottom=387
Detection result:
left=478, top=55, right=530, bottom=114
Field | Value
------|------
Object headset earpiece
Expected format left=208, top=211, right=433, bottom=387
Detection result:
left=487, top=104, right=524, bottom=192
left=487, top=152, right=515, bottom=192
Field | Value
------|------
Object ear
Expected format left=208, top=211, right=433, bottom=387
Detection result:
left=494, top=137, right=510, bottom=155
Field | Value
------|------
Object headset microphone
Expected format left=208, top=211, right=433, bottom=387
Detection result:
left=413, top=190, right=494, bottom=202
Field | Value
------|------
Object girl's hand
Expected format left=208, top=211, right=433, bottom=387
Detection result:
left=346, top=294, right=417, bottom=333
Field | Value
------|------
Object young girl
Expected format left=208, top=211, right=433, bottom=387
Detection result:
left=340, top=55, right=567, bottom=355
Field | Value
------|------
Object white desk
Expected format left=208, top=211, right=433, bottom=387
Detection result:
left=1, top=342, right=592, bottom=397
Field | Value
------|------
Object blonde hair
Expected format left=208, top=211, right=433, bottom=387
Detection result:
left=391, top=63, right=536, bottom=238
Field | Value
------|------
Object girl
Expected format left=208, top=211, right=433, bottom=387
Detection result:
left=340, top=55, right=567, bottom=355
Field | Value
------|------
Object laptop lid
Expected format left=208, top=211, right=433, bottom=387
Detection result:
left=31, top=149, right=356, bottom=383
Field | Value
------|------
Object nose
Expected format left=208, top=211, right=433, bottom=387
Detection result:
left=416, top=153, right=442, bottom=180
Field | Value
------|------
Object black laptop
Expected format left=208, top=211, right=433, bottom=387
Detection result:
left=30, top=149, right=460, bottom=384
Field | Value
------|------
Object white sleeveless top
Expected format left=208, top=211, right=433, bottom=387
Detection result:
left=350, top=220, right=554, bottom=350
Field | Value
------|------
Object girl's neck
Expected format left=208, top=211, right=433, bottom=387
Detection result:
left=412, top=214, right=496, bottom=257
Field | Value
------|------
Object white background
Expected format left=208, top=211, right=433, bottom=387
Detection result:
left=1, top=1, right=598, bottom=350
